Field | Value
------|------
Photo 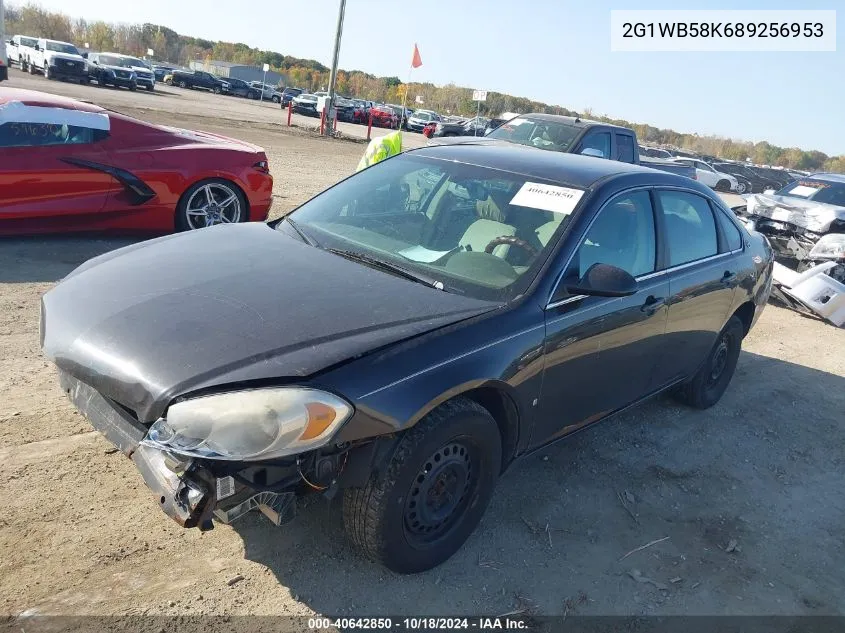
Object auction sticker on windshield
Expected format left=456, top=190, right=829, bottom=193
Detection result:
left=510, top=182, right=584, bottom=215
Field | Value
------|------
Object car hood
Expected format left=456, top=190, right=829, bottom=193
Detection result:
left=748, top=193, right=845, bottom=232
left=46, top=52, right=85, bottom=63
left=41, top=223, right=497, bottom=422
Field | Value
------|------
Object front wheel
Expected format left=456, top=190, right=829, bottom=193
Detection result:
left=715, top=179, right=731, bottom=192
left=29, top=60, right=37, bottom=75
left=176, top=178, right=247, bottom=231
left=674, top=315, right=744, bottom=409
left=212, top=86, right=222, bottom=94
left=146, top=84, right=154, bottom=92
left=44, top=65, right=52, bottom=80
left=272, top=95, right=280, bottom=103
left=343, top=397, right=502, bottom=574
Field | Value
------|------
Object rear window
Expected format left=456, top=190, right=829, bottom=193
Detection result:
left=776, top=179, right=845, bottom=206
left=615, top=134, right=635, bottom=162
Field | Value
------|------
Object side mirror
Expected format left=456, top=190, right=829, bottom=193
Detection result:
left=564, top=263, right=638, bottom=298
left=580, top=148, right=605, bottom=158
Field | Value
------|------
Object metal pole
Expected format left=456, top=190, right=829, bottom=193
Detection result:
left=475, top=98, right=480, bottom=136
left=324, top=0, right=347, bottom=137
left=260, top=69, right=267, bottom=102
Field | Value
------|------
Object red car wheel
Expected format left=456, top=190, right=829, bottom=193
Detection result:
left=176, top=179, right=247, bottom=231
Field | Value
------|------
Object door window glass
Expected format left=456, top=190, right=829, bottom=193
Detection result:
left=580, top=131, right=611, bottom=158
left=615, top=134, right=635, bottom=162
left=714, top=205, right=743, bottom=251
left=658, top=191, right=718, bottom=266
left=567, top=191, right=656, bottom=279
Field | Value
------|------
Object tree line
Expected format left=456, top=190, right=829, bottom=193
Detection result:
left=5, top=3, right=843, bottom=173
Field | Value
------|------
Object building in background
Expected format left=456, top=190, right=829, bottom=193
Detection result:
left=190, top=59, right=286, bottom=86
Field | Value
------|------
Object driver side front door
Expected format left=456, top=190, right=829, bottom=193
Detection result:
left=531, top=189, right=670, bottom=449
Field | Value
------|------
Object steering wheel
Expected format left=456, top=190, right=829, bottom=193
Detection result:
left=484, top=236, right=538, bottom=258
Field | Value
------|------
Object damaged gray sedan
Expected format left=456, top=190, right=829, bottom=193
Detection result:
left=732, top=173, right=845, bottom=283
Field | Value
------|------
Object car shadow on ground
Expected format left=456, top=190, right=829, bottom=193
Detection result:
left=0, top=237, right=142, bottom=283
left=231, top=350, right=845, bottom=616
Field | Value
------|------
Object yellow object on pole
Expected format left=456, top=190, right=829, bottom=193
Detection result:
left=355, top=131, right=403, bottom=172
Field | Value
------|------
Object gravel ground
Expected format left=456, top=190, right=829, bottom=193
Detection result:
left=1, top=71, right=844, bottom=620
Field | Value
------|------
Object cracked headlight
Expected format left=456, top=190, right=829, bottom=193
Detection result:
left=144, top=388, right=353, bottom=460
left=808, top=234, right=845, bottom=260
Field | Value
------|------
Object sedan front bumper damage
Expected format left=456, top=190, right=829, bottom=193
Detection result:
left=58, top=370, right=296, bottom=530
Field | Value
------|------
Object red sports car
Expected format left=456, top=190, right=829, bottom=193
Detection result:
left=0, top=88, right=274, bottom=235
left=368, top=105, right=398, bottom=129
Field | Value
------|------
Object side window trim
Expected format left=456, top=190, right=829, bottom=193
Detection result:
left=546, top=186, right=657, bottom=308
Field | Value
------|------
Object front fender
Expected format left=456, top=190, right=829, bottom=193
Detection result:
left=321, top=306, right=547, bottom=454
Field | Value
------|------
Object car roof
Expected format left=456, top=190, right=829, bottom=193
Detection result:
left=514, top=112, right=633, bottom=132
left=0, top=88, right=106, bottom=113
left=412, top=141, right=691, bottom=189
left=807, top=173, right=845, bottom=183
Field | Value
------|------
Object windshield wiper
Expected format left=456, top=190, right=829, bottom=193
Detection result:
left=283, top=216, right=320, bottom=247
left=327, top=248, right=446, bottom=291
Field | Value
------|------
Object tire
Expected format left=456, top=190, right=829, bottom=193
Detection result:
left=129, top=83, right=137, bottom=92
left=212, top=86, right=222, bottom=94
left=248, top=91, right=257, bottom=100
left=29, top=60, right=37, bottom=75
left=44, top=65, right=52, bottom=80
left=736, top=182, right=747, bottom=194
left=272, top=95, right=280, bottom=103
left=146, top=84, right=154, bottom=92
left=343, top=397, right=502, bottom=574
left=20, top=59, right=27, bottom=72
left=175, top=178, right=247, bottom=231
left=674, top=316, right=744, bottom=409
left=178, top=80, right=188, bottom=88
left=715, top=179, right=730, bottom=192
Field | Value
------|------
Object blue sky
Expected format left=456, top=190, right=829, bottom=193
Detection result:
left=27, top=0, right=842, bottom=155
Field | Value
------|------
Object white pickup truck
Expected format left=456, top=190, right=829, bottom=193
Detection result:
left=7, top=35, right=38, bottom=67
left=23, top=38, right=89, bottom=83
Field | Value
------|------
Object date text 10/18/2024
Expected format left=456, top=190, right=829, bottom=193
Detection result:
left=308, top=617, right=529, bottom=630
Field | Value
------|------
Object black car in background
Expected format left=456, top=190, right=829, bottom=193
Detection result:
left=226, top=78, right=262, bottom=99
left=711, top=162, right=783, bottom=194
left=432, top=116, right=489, bottom=138
left=87, top=52, right=137, bottom=90
left=747, top=166, right=795, bottom=189
left=41, top=143, right=773, bottom=574
left=152, top=65, right=176, bottom=82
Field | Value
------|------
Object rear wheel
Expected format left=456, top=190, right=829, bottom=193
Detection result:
left=343, top=397, right=501, bottom=574
left=176, top=179, right=247, bottom=231
left=675, top=316, right=744, bottom=409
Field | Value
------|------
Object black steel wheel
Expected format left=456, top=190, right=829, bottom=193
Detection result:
left=675, top=315, right=744, bottom=409
left=343, top=397, right=501, bottom=574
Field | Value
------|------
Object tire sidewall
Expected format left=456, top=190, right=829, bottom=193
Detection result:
left=377, top=410, right=501, bottom=573
left=692, top=317, right=744, bottom=408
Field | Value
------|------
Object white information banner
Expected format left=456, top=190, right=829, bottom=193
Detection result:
left=610, top=10, right=836, bottom=52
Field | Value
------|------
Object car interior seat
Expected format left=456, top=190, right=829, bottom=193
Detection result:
left=459, top=194, right=517, bottom=258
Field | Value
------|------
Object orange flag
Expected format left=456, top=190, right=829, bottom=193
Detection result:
left=411, top=44, right=422, bottom=68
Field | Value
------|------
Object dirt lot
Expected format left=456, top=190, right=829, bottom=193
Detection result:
left=1, top=71, right=845, bottom=620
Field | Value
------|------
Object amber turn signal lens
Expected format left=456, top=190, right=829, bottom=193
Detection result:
left=299, top=402, right=337, bottom=440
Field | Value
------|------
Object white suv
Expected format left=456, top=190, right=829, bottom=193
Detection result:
left=25, top=38, right=88, bottom=83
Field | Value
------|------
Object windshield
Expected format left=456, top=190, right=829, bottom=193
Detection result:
left=299, top=95, right=317, bottom=102
left=413, top=112, right=433, bottom=121
left=120, top=57, right=148, bottom=68
left=776, top=179, right=845, bottom=206
left=487, top=117, right=581, bottom=153
left=282, top=154, right=585, bottom=301
left=46, top=41, right=79, bottom=55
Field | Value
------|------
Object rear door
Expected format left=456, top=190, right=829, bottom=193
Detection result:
left=651, top=189, right=740, bottom=386
left=0, top=114, right=113, bottom=220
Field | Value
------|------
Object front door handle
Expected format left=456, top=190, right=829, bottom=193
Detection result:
left=721, top=270, right=737, bottom=285
left=641, top=295, right=666, bottom=314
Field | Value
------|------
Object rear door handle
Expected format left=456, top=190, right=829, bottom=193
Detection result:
left=641, top=295, right=666, bottom=314
left=721, top=271, right=737, bottom=285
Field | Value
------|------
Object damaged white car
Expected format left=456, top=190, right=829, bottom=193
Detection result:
left=731, top=174, right=845, bottom=282
left=730, top=174, right=845, bottom=326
